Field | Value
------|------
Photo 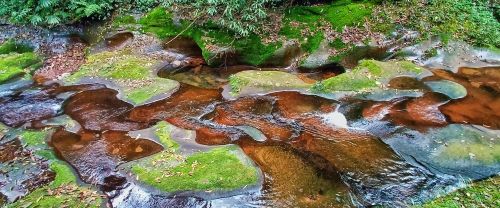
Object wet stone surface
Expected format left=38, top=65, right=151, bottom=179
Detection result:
left=0, top=139, right=55, bottom=202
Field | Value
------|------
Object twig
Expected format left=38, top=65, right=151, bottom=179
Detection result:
left=164, top=14, right=200, bottom=46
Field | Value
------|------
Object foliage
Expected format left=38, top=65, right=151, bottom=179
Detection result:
left=373, top=0, right=500, bottom=47
left=140, top=7, right=280, bottom=66
left=0, top=0, right=160, bottom=26
left=161, top=0, right=283, bottom=37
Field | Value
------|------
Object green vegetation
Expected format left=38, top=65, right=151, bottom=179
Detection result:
left=123, top=77, right=178, bottom=105
left=161, top=0, right=282, bottom=37
left=0, top=40, right=32, bottom=55
left=153, top=121, right=179, bottom=149
left=0, top=0, right=159, bottom=26
left=374, top=0, right=500, bottom=47
left=228, top=74, right=250, bottom=95
left=0, top=52, right=41, bottom=83
left=429, top=125, right=500, bottom=165
left=6, top=161, right=103, bottom=208
left=140, top=7, right=280, bottom=66
left=19, top=130, right=48, bottom=147
left=65, top=50, right=152, bottom=82
left=312, top=60, right=427, bottom=93
left=132, top=146, right=259, bottom=192
left=228, top=70, right=311, bottom=96
left=280, top=0, right=373, bottom=53
left=419, top=176, right=500, bottom=208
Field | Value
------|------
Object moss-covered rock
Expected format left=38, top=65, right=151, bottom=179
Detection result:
left=131, top=145, right=260, bottom=193
left=139, top=7, right=280, bottom=66
left=4, top=127, right=103, bottom=207
left=6, top=161, right=103, bottom=208
left=228, top=70, right=312, bottom=97
left=312, top=60, right=430, bottom=93
left=0, top=52, right=41, bottom=83
left=280, top=0, right=373, bottom=53
left=64, top=49, right=179, bottom=105
left=153, top=121, right=180, bottom=150
left=0, top=40, right=33, bottom=55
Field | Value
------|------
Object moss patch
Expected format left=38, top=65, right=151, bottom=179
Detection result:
left=139, top=7, right=280, bottom=66
left=419, top=176, right=500, bottom=208
left=123, top=77, right=179, bottom=105
left=0, top=40, right=32, bottom=55
left=228, top=70, right=312, bottom=96
left=430, top=125, right=500, bottom=166
left=19, top=130, right=48, bottom=147
left=65, top=50, right=153, bottom=82
left=64, top=49, right=178, bottom=105
left=0, top=52, right=41, bottom=83
left=312, top=60, right=428, bottom=93
left=153, top=121, right=179, bottom=150
left=6, top=161, right=103, bottom=208
left=132, top=146, right=259, bottom=192
left=280, top=0, right=373, bottom=54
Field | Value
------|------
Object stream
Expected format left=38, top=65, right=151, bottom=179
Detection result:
left=0, top=26, right=499, bottom=208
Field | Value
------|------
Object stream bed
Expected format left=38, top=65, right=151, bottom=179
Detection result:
left=0, top=26, right=499, bottom=208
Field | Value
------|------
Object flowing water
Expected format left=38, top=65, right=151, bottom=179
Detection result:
left=0, top=31, right=499, bottom=208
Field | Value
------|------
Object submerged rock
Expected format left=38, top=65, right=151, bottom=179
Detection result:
left=385, top=124, right=500, bottom=180
left=238, top=139, right=353, bottom=207
left=50, top=129, right=163, bottom=185
left=424, top=80, right=467, bottom=99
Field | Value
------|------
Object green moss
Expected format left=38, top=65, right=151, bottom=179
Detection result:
left=228, top=70, right=311, bottom=96
left=0, top=52, right=41, bottom=83
left=229, top=74, right=249, bottom=95
left=19, top=130, right=48, bottom=147
left=139, top=7, right=280, bottom=66
left=153, top=121, right=179, bottom=150
left=6, top=162, right=102, bottom=208
left=441, top=143, right=500, bottom=164
left=124, top=79, right=177, bottom=105
left=113, top=15, right=137, bottom=27
left=358, top=59, right=383, bottom=76
left=313, top=60, right=428, bottom=93
left=0, top=40, right=32, bottom=54
left=418, top=177, right=500, bottom=208
left=280, top=0, right=373, bottom=54
left=65, top=50, right=153, bottom=83
left=132, top=146, right=259, bottom=192
left=373, top=0, right=500, bottom=47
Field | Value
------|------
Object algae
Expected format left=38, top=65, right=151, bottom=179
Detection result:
left=132, top=146, right=259, bottom=192
left=312, top=60, right=428, bottom=93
